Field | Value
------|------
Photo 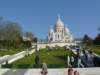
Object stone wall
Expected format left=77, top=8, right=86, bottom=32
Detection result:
left=37, top=42, right=76, bottom=50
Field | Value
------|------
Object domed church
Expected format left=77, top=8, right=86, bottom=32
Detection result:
left=36, top=16, right=76, bottom=50
left=48, top=16, right=73, bottom=43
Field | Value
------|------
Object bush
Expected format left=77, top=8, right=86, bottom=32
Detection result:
left=33, top=64, right=42, bottom=68
left=47, top=64, right=65, bottom=68
left=2, top=64, right=12, bottom=68
left=17, top=64, right=31, bottom=68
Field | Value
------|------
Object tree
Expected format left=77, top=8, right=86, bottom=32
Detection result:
left=23, top=32, right=36, bottom=48
left=5, top=22, right=22, bottom=48
left=0, top=19, right=23, bottom=49
left=33, top=37, right=38, bottom=42
left=24, top=32, right=34, bottom=42
left=82, top=34, right=93, bottom=45
left=94, top=33, right=100, bottom=45
left=0, top=17, right=37, bottom=50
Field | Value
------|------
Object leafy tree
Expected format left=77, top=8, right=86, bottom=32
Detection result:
left=0, top=19, right=22, bottom=49
left=94, top=33, right=100, bottom=45
left=24, top=32, right=34, bottom=42
left=0, top=17, right=37, bottom=50
left=82, top=34, right=93, bottom=45
left=33, top=37, right=38, bottom=42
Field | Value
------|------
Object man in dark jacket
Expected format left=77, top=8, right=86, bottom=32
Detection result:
left=35, top=55, right=40, bottom=65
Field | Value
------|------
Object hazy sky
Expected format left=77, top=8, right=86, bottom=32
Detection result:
left=0, top=0, right=100, bottom=39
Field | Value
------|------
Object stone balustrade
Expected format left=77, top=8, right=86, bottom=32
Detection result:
left=0, top=49, right=35, bottom=65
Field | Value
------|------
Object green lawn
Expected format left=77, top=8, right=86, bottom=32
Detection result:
left=9, top=48, right=72, bottom=68
left=0, top=49, right=21, bottom=56
left=0, top=48, right=32, bottom=56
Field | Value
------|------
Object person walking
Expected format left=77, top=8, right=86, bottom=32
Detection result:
left=41, top=62, right=48, bottom=75
left=35, top=55, right=40, bottom=65
left=70, top=56, right=74, bottom=66
left=67, top=55, right=70, bottom=67
left=77, top=56, right=81, bottom=67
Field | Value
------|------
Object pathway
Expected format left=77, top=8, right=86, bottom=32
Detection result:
left=0, top=68, right=100, bottom=75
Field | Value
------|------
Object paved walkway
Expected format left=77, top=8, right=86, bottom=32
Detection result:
left=0, top=68, right=100, bottom=75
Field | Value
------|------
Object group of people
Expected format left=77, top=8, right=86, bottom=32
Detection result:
left=34, top=55, right=80, bottom=75
left=41, top=65, right=80, bottom=75
left=82, top=49, right=100, bottom=67
left=67, top=48, right=84, bottom=68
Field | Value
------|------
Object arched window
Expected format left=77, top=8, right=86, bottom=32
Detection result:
left=58, top=35, right=59, bottom=39
left=50, top=37, right=53, bottom=41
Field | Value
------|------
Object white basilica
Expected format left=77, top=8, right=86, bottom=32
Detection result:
left=48, top=16, right=73, bottom=43
left=36, top=16, right=76, bottom=50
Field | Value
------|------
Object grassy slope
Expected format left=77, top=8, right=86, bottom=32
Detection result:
left=0, top=48, right=32, bottom=56
left=10, top=48, right=72, bottom=68
left=0, top=49, right=20, bottom=56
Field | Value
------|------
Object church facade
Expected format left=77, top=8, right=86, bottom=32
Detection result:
left=48, top=16, right=73, bottom=43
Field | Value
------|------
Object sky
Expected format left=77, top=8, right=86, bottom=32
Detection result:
left=0, top=0, right=100, bottom=39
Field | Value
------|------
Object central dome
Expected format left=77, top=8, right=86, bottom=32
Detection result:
left=55, top=16, right=64, bottom=27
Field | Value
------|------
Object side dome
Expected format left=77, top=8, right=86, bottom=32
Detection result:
left=65, top=27, right=70, bottom=33
left=49, top=28, right=54, bottom=33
